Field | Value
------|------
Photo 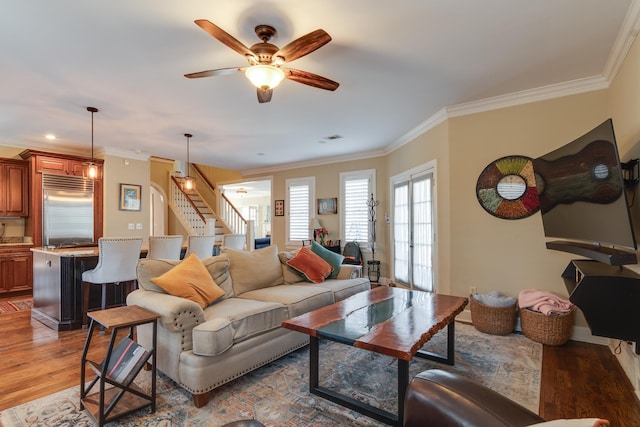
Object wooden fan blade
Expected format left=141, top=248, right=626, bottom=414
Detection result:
left=283, top=69, right=339, bottom=91
left=274, top=29, right=331, bottom=63
left=194, top=19, right=256, bottom=60
left=257, top=88, right=273, bottom=103
left=184, top=67, right=244, bottom=79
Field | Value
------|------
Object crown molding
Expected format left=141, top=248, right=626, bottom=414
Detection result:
left=603, top=0, right=640, bottom=81
left=384, top=107, right=449, bottom=155
left=102, top=146, right=151, bottom=161
left=241, top=148, right=386, bottom=176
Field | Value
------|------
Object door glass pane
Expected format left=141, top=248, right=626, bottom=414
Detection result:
left=393, top=182, right=409, bottom=283
left=412, top=175, right=433, bottom=292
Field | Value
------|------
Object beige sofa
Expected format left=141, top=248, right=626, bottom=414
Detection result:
left=126, top=245, right=370, bottom=407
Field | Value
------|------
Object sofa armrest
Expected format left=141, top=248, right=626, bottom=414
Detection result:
left=336, top=264, right=363, bottom=279
left=127, top=289, right=206, bottom=333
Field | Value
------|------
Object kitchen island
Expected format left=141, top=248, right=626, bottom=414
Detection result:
left=31, top=247, right=141, bottom=331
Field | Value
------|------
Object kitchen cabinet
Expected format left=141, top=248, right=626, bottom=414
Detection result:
left=0, top=247, right=32, bottom=294
left=20, top=150, right=104, bottom=248
left=35, top=155, right=89, bottom=177
left=0, top=159, right=28, bottom=217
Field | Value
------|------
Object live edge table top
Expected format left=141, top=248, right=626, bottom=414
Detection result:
left=282, top=287, right=468, bottom=361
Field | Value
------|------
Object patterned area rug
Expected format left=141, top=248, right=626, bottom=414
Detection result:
left=0, top=322, right=542, bottom=426
left=0, top=298, right=32, bottom=314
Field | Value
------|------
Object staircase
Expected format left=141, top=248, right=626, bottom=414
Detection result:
left=168, top=171, right=253, bottom=250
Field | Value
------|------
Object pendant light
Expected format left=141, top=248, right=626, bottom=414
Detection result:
left=85, top=107, right=99, bottom=179
left=182, top=133, right=195, bottom=192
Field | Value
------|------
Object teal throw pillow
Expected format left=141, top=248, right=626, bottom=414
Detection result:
left=311, top=241, right=344, bottom=279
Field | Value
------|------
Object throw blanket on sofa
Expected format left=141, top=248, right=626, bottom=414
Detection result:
left=518, top=289, right=573, bottom=315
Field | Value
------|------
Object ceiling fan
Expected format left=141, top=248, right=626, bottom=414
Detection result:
left=185, top=19, right=340, bottom=103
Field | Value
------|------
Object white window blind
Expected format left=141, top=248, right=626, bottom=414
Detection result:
left=340, top=170, right=376, bottom=245
left=286, top=177, right=315, bottom=245
left=344, top=178, right=369, bottom=242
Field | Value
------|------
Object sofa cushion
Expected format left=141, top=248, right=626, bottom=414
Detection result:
left=286, top=247, right=332, bottom=284
left=311, top=241, right=344, bottom=278
left=151, top=253, right=225, bottom=308
left=240, top=284, right=334, bottom=317
left=200, top=297, right=288, bottom=347
left=192, top=317, right=233, bottom=356
left=223, top=245, right=283, bottom=295
left=137, top=255, right=234, bottom=299
left=312, top=278, right=371, bottom=302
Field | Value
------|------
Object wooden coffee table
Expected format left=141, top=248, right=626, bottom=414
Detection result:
left=282, top=286, right=468, bottom=426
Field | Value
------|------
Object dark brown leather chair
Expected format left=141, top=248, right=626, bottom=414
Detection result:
left=404, top=369, right=545, bottom=427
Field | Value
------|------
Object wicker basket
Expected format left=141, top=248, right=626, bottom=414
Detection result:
left=520, top=307, right=575, bottom=346
left=470, top=295, right=517, bottom=336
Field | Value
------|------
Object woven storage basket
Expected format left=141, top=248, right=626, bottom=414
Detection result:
left=520, top=306, right=575, bottom=346
left=470, top=295, right=517, bottom=336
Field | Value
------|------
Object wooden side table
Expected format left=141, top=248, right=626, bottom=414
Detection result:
left=80, top=305, right=160, bottom=426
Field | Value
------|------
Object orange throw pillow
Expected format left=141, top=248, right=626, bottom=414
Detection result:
left=151, top=253, right=225, bottom=308
left=286, top=247, right=332, bottom=284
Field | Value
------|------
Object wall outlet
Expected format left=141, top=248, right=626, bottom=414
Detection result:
left=128, top=223, right=134, bottom=230
left=136, top=223, right=142, bottom=230
left=469, top=286, right=477, bottom=295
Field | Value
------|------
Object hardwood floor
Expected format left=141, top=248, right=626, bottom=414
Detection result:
left=1, top=307, right=640, bottom=425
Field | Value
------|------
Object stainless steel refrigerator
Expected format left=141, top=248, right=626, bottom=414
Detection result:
left=42, top=174, right=94, bottom=247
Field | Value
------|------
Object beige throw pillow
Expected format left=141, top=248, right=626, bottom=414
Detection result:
left=222, top=245, right=282, bottom=295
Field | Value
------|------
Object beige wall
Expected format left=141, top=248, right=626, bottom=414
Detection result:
left=244, top=157, right=388, bottom=273
left=448, top=91, right=610, bottom=328
left=102, top=155, right=151, bottom=242
left=386, top=120, right=451, bottom=293
left=0, top=147, right=24, bottom=159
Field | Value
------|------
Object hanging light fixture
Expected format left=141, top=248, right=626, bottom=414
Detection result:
left=182, top=133, right=195, bottom=192
left=85, top=107, right=99, bottom=179
left=244, top=65, right=285, bottom=90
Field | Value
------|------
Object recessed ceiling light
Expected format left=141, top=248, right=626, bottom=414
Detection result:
left=45, top=134, right=56, bottom=140
left=257, top=152, right=264, bottom=156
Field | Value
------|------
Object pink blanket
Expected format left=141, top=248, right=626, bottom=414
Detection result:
left=518, top=289, right=573, bottom=315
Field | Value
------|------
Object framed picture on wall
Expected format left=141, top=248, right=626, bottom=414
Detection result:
left=119, top=183, right=142, bottom=211
left=274, top=199, right=284, bottom=216
left=318, top=198, right=337, bottom=215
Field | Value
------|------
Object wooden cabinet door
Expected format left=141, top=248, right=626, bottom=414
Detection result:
left=69, top=160, right=87, bottom=177
left=4, top=162, right=28, bottom=216
left=36, top=156, right=68, bottom=174
left=0, top=251, right=33, bottom=293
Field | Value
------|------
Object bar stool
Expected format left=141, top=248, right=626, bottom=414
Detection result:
left=147, top=235, right=183, bottom=260
left=82, top=237, right=143, bottom=327
left=185, top=234, right=217, bottom=259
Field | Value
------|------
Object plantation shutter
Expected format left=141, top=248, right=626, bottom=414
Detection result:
left=288, top=182, right=310, bottom=241
left=344, top=178, right=370, bottom=243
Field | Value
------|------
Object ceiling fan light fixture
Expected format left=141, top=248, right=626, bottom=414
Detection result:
left=245, top=65, right=285, bottom=90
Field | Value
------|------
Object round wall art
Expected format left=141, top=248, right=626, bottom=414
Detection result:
left=476, top=155, right=540, bottom=220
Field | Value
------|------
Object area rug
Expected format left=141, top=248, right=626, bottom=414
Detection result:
left=0, top=322, right=542, bottom=426
left=0, top=298, right=32, bottom=314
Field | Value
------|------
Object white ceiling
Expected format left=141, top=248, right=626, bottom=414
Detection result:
left=1, top=1, right=637, bottom=174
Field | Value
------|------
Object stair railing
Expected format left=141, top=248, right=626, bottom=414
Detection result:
left=220, top=192, right=247, bottom=235
left=169, top=175, right=215, bottom=235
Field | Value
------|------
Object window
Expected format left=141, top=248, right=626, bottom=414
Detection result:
left=286, top=177, right=315, bottom=246
left=340, top=169, right=376, bottom=245
left=391, top=162, right=436, bottom=292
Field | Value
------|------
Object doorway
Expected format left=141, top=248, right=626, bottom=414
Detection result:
left=391, top=162, right=436, bottom=291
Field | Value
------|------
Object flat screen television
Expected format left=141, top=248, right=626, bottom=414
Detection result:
left=531, top=119, right=637, bottom=264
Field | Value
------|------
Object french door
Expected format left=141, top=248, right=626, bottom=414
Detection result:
left=392, top=167, right=435, bottom=291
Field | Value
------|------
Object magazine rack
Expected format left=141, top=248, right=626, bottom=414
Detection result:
left=80, top=305, right=160, bottom=426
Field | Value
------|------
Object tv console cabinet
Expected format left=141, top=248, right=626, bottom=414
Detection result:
left=561, top=259, right=640, bottom=354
